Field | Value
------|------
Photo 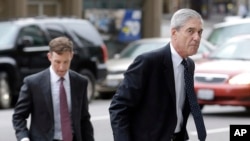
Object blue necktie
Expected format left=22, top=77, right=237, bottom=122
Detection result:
left=181, top=59, right=206, bottom=141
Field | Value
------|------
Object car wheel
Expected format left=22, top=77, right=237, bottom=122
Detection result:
left=79, top=69, right=95, bottom=102
left=0, top=72, right=12, bottom=109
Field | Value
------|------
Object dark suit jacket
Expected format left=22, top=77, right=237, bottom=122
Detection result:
left=12, top=69, right=94, bottom=141
left=109, top=44, right=195, bottom=141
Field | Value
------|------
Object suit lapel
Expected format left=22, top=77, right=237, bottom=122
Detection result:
left=41, top=69, right=54, bottom=118
left=68, top=71, right=80, bottom=124
left=187, top=58, right=195, bottom=74
left=163, top=44, right=176, bottom=103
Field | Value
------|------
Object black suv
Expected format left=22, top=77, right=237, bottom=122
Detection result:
left=0, top=17, right=108, bottom=108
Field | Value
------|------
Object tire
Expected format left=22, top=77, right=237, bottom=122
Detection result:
left=79, top=69, right=95, bottom=102
left=0, top=72, right=12, bottom=109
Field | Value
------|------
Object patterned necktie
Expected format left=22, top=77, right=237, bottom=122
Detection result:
left=181, top=59, right=206, bottom=141
left=59, top=77, right=73, bottom=141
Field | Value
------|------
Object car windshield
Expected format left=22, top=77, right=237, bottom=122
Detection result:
left=0, top=22, right=18, bottom=49
left=119, top=41, right=167, bottom=58
left=207, top=23, right=250, bottom=46
left=198, top=41, right=211, bottom=53
left=209, top=39, right=250, bottom=60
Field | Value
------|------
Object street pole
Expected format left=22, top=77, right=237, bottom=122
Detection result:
left=141, top=0, right=163, bottom=38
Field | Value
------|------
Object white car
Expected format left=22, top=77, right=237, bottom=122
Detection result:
left=207, top=18, right=250, bottom=47
left=96, top=37, right=215, bottom=95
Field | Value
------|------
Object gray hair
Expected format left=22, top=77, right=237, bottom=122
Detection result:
left=170, top=8, right=203, bottom=30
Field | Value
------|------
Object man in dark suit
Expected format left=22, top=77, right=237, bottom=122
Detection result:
left=109, top=8, right=206, bottom=141
left=12, top=36, right=94, bottom=141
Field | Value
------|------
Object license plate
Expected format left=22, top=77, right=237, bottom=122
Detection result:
left=197, top=89, right=214, bottom=100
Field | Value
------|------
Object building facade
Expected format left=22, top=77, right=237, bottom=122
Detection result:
left=1, top=0, right=248, bottom=20
left=0, top=0, right=82, bottom=20
left=0, top=0, right=248, bottom=38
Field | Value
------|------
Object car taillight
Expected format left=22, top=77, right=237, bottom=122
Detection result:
left=101, top=44, right=108, bottom=63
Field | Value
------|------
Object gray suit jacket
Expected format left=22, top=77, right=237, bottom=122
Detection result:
left=109, top=43, right=194, bottom=141
left=12, top=68, right=94, bottom=141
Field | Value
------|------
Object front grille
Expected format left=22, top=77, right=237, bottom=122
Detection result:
left=194, top=73, right=229, bottom=83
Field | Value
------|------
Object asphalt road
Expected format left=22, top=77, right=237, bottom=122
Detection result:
left=1, top=99, right=250, bottom=141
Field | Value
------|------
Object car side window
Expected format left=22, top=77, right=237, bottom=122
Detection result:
left=45, top=23, right=68, bottom=39
left=198, top=44, right=209, bottom=54
left=65, top=21, right=103, bottom=46
left=18, top=25, right=47, bottom=46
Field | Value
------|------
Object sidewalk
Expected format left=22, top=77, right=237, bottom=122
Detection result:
left=161, top=14, right=226, bottom=38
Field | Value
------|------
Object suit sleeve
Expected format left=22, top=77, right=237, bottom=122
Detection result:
left=12, top=78, right=32, bottom=141
left=109, top=55, right=149, bottom=141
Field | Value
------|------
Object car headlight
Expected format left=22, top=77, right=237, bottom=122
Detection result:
left=229, top=73, right=250, bottom=85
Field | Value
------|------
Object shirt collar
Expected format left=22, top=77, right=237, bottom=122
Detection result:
left=170, top=42, right=183, bottom=68
left=49, top=66, right=70, bottom=83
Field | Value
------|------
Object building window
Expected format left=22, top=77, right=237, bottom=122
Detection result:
left=84, top=0, right=142, bottom=9
left=28, top=0, right=61, bottom=17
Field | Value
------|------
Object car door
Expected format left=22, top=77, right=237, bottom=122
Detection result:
left=16, top=25, right=49, bottom=79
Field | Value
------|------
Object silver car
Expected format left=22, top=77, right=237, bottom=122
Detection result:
left=96, top=38, right=215, bottom=95
left=207, top=18, right=250, bottom=46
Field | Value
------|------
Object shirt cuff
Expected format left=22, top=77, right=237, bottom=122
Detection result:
left=21, top=137, right=30, bottom=141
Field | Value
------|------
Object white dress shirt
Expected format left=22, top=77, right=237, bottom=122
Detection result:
left=50, top=66, right=72, bottom=140
left=170, top=43, right=186, bottom=133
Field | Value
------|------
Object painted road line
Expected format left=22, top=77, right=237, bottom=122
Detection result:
left=190, top=127, right=229, bottom=135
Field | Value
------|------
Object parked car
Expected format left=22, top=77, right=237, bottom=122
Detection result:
left=194, top=35, right=250, bottom=110
left=207, top=18, right=250, bottom=46
left=0, top=17, right=108, bottom=108
left=96, top=37, right=215, bottom=95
